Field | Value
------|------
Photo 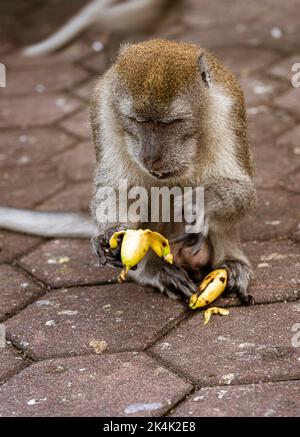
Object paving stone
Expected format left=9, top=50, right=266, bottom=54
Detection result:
left=171, top=380, right=300, bottom=417
left=0, top=352, right=191, bottom=417
left=274, top=88, right=300, bottom=118
left=0, top=347, right=27, bottom=383
left=51, top=141, right=95, bottom=182
left=239, top=74, right=288, bottom=107
left=151, top=301, right=300, bottom=387
left=277, top=124, right=300, bottom=155
left=37, top=182, right=92, bottom=213
left=6, top=284, right=187, bottom=359
left=252, top=141, right=300, bottom=189
left=0, top=265, right=43, bottom=321
left=247, top=105, right=294, bottom=145
left=0, top=94, right=81, bottom=128
left=0, top=164, right=65, bottom=208
left=71, top=78, right=98, bottom=102
left=241, top=189, right=300, bottom=241
left=81, top=52, right=108, bottom=73
left=245, top=239, right=300, bottom=304
left=282, top=168, right=300, bottom=194
left=183, top=0, right=267, bottom=29
left=0, top=128, right=76, bottom=168
left=213, top=47, right=279, bottom=79
left=59, top=107, right=90, bottom=139
left=269, top=54, right=300, bottom=81
left=1, top=64, right=88, bottom=96
left=0, top=231, right=42, bottom=264
left=19, top=239, right=116, bottom=288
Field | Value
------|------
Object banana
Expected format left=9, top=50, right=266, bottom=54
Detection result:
left=109, top=229, right=173, bottom=282
left=189, top=269, right=228, bottom=309
left=203, top=307, right=229, bottom=325
left=149, top=231, right=173, bottom=263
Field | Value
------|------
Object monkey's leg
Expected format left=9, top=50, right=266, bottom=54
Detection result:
left=210, top=226, right=255, bottom=305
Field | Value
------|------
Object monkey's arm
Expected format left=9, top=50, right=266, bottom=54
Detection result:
left=173, top=177, right=256, bottom=247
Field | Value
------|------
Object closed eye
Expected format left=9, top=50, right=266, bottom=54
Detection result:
left=127, top=116, right=183, bottom=125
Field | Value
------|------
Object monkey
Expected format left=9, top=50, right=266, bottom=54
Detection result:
left=90, top=39, right=256, bottom=303
left=22, top=0, right=169, bottom=57
left=0, top=39, right=256, bottom=304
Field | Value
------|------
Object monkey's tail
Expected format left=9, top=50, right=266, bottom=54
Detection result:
left=0, top=207, right=97, bottom=238
left=22, top=0, right=168, bottom=57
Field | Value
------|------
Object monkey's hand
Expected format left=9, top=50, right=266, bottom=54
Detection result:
left=91, top=227, right=126, bottom=268
left=170, top=214, right=209, bottom=256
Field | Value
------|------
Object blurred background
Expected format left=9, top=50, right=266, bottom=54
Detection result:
left=0, top=0, right=299, bottom=249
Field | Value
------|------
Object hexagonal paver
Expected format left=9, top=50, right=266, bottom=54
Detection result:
left=269, top=54, right=300, bottom=81
left=283, top=168, right=300, bottom=194
left=246, top=239, right=300, bottom=304
left=213, top=47, right=279, bottom=78
left=239, top=74, right=288, bottom=107
left=50, top=142, right=95, bottom=182
left=1, top=64, right=88, bottom=96
left=171, top=380, right=300, bottom=417
left=0, top=352, right=191, bottom=417
left=59, top=107, right=90, bottom=139
left=0, top=128, right=76, bottom=168
left=71, top=78, right=97, bottom=102
left=247, top=105, right=294, bottom=145
left=183, top=0, right=267, bottom=29
left=81, top=52, right=108, bottom=73
left=252, top=141, right=300, bottom=189
left=37, top=182, right=92, bottom=213
left=0, top=347, right=28, bottom=383
left=19, top=239, right=115, bottom=288
left=0, top=164, right=65, bottom=208
left=241, top=189, right=300, bottom=240
left=0, top=231, right=41, bottom=263
left=277, top=124, right=300, bottom=159
left=274, top=88, right=300, bottom=117
left=6, top=283, right=187, bottom=359
left=0, top=264, right=43, bottom=321
left=0, top=94, right=81, bottom=128
left=151, top=301, right=300, bottom=387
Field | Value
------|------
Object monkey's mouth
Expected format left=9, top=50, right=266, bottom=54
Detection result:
left=149, top=170, right=175, bottom=180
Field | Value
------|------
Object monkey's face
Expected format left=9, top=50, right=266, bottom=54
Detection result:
left=117, top=102, right=200, bottom=180
left=112, top=39, right=208, bottom=181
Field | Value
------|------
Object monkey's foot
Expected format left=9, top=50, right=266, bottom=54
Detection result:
left=158, top=263, right=196, bottom=300
left=220, top=259, right=255, bottom=305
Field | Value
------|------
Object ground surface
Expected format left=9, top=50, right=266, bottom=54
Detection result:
left=0, top=0, right=299, bottom=417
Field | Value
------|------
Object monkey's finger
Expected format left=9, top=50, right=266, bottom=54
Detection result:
left=170, top=232, right=199, bottom=247
left=191, top=234, right=205, bottom=255
left=159, top=264, right=196, bottom=300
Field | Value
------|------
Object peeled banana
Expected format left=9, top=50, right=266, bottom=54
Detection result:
left=189, top=269, right=228, bottom=309
left=109, top=229, right=173, bottom=282
left=203, top=307, right=229, bottom=325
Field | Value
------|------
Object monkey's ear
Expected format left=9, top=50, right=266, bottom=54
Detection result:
left=197, top=53, right=211, bottom=87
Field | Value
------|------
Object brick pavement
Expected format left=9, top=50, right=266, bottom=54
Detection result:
left=0, top=0, right=299, bottom=417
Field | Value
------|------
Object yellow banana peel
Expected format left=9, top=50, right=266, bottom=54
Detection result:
left=109, top=229, right=173, bottom=282
left=203, top=307, right=229, bottom=325
left=189, top=269, right=228, bottom=309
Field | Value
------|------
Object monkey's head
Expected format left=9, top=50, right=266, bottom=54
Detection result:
left=111, top=39, right=212, bottom=180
